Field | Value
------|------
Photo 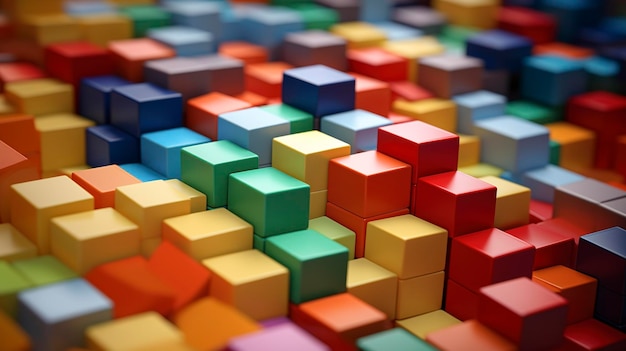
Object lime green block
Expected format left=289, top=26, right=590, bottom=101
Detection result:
left=308, top=216, right=356, bottom=260
left=458, top=163, right=503, bottom=178
left=259, top=103, right=314, bottom=134
left=0, top=261, right=32, bottom=317
left=119, top=5, right=171, bottom=37
left=12, top=255, right=78, bottom=287
left=287, top=4, right=339, bottom=30
left=265, top=229, right=348, bottom=304
left=228, top=167, right=310, bottom=237
left=181, top=140, right=259, bottom=208
left=357, top=328, right=439, bottom=351
left=550, top=140, right=561, bottom=166
left=505, top=100, right=562, bottom=125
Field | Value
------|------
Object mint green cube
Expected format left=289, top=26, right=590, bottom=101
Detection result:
left=12, top=255, right=78, bottom=287
left=228, top=167, right=310, bottom=237
left=0, top=261, right=32, bottom=317
left=181, top=140, right=259, bottom=208
left=259, top=103, right=314, bottom=134
left=357, top=328, right=439, bottom=351
left=506, top=100, right=562, bottom=125
left=119, top=5, right=171, bottom=37
left=265, top=229, right=348, bottom=304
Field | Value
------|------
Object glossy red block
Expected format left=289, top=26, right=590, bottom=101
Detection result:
left=497, top=6, right=556, bottom=44
left=506, top=223, right=575, bottom=270
left=444, top=278, right=479, bottom=321
left=347, top=47, right=408, bottom=82
left=44, top=41, right=114, bottom=87
left=559, top=318, right=626, bottom=351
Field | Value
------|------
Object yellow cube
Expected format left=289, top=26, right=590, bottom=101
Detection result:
left=479, top=175, right=531, bottom=230
left=459, top=162, right=503, bottom=178
left=87, top=311, right=185, bottom=351
left=433, top=0, right=500, bottom=29
left=0, top=95, right=17, bottom=115
left=164, top=179, right=207, bottom=213
left=35, top=113, right=94, bottom=173
left=3, top=0, right=64, bottom=21
left=347, top=258, right=398, bottom=320
left=330, top=21, right=387, bottom=49
left=0, top=223, right=37, bottom=262
left=202, top=249, right=289, bottom=321
left=309, top=189, right=327, bottom=219
left=392, top=98, right=457, bottom=132
left=162, top=208, right=253, bottom=261
left=4, top=78, right=73, bottom=116
left=77, top=14, right=133, bottom=47
left=396, top=271, right=445, bottom=320
left=115, top=180, right=191, bottom=239
left=272, top=130, right=350, bottom=192
left=365, top=214, right=447, bottom=279
left=546, top=122, right=596, bottom=171
left=19, top=14, right=81, bottom=45
left=396, top=309, right=461, bottom=339
left=10, top=176, right=94, bottom=254
left=309, top=216, right=356, bottom=260
left=382, top=37, right=446, bottom=82
left=458, top=134, right=480, bottom=167
left=50, top=207, right=140, bottom=275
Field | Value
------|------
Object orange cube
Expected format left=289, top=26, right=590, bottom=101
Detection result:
left=351, top=72, right=392, bottom=117
left=245, top=61, right=293, bottom=99
left=219, top=41, right=268, bottom=64
left=108, top=38, right=176, bottom=82
left=185, top=92, right=252, bottom=140
left=71, top=165, right=141, bottom=209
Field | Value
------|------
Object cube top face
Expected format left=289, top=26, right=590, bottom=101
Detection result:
left=245, top=6, right=301, bottom=25
left=266, top=229, right=348, bottom=262
left=532, top=265, right=597, bottom=290
left=357, top=328, right=437, bottom=351
left=580, top=226, right=626, bottom=259
left=51, top=208, right=138, bottom=240
left=453, top=90, right=506, bottom=109
left=556, top=178, right=626, bottom=203
left=479, top=175, right=530, bottom=198
left=298, top=293, right=386, bottom=332
left=348, top=47, right=405, bottom=66
left=330, top=150, right=411, bottom=177
left=569, top=90, right=626, bottom=112
left=524, top=55, right=584, bottom=74
left=109, top=38, right=175, bottom=61
left=506, top=224, right=572, bottom=248
left=81, top=75, right=130, bottom=92
left=475, top=115, right=549, bottom=140
left=368, top=214, right=447, bottom=241
left=523, top=164, right=585, bottom=187
left=164, top=208, right=252, bottom=239
left=113, top=82, right=181, bottom=103
left=5, top=78, right=70, bottom=98
left=144, top=56, right=204, bottom=75
left=347, top=258, right=396, bottom=284
left=322, top=109, right=392, bottom=130
left=285, top=30, right=346, bottom=48
left=142, top=127, right=210, bottom=149
left=229, top=167, right=309, bottom=195
left=116, top=180, right=188, bottom=208
left=467, top=29, right=533, bottom=50
left=148, top=25, right=213, bottom=45
left=11, top=176, right=93, bottom=210
left=273, top=130, right=350, bottom=155
left=455, top=227, right=534, bottom=257
left=379, top=120, right=458, bottom=146
left=183, top=140, right=258, bottom=165
left=419, top=54, right=483, bottom=72
left=18, top=278, right=111, bottom=323
left=72, top=165, right=140, bottom=192
left=229, top=322, right=329, bottom=351
left=479, top=277, right=568, bottom=316
left=46, top=41, right=108, bottom=57
left=284, top=64, right=355, bottom=86
left=188, top=92, right=251, bottom=114
left=421, top=171, right=496, bottom=196
left=219, top=107, right=290, bottom=131
left=34, top=113, right=93, bottom=132
left=202, top=249, right=288, bottom=285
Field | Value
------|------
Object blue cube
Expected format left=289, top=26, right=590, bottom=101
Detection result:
left=520, top=55, right=588, bottom=107
left=110, top=83, right=183, bottom=137
left=466, top=29, right=533, bottom=73
left=242, top=6, right=304, bottom=58
left=119, top=163, right=166, bottom=182
left=474, top=116, right=550, bottom=173
left=218, top=107, right=290, bottom=166
left=453, top=90, right=507, bottom=134
left=164, top=1, right=222, bottom=39
left=540, top=0, right=603, bottom=42
left=18, top=278, right=112, bottom=351
left=320, top=109, right=392, bottom=153
left=282, top=64, right=356, bottom=118
left=141, top=127, right=210, bottom=179
left=147, top=25, right=215, bottom=57
left=86, top=125, right=140, bottom=167
left=79, top=75, right=130, bottom=125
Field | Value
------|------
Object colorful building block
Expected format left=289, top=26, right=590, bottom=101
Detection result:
left=4, top=78, right=73, bottom=116
left=397, top=271, right=445, bottom=319
left=561, top=318, right=626, bottom=351
left=506, top=99, right=562, bottom=125
left=71, top=165, right=140, bottom=209
left=49, top=207, right=140, bottom=275
left=19, top=14, right=81, bottom=46
left=520, top=55, right=588, bottom=107
left=466, top=29, right=533, bottom=73
left=372, top=21, right=423, bottom=41
left=425, top=319, right=517, bottom=350
left=351, top=73, right=392, bottom=117
left=433, top=0, right=499, bottom=29
left=364, top=214, right=447, bottom=279
left=203, top=249, right=289, bottom=321
left=533, top=265, right=597, bottom=324
left=76, top=14, right=133, bottom=47
left=12, top=254, right=76, bottom=287
left=79, top=75, right=130, bottom=125
left=309, top=216, right=356, bottom=259
left=329, top=21, right=387, bottom=49
left=320, top=109, right=392, bottom=153
left=417, top=54, right=483, bottom=99
left=382, top=37, right=446, bottom=82
left=218, top=107, right=290, bottom=166
left=147, top=26, right=214, bottom=57
left=0, top=62, right=46, bottom=92
left=577, top=227, right=626, bottom=296
left=110, top=83, right=183, bottom=138
left=392, top=6, right=446, bottom=36
left=164, top=1, right=221, bottom=38
left=309, top=189, right=328, bottom=219
left=241, top=6, right=304, bottom=58
left=546, top=121, right=596, bottom=171
left=219, top=41, right=268, bottom=64
left=473, top=115, right=550, bottom=174
left=117, top=5, right=171, bottom=38
left=458, top=134, right=480, bottom=168
left=514, top=164, right=586, bottom=203
left=290, top=292, right=390, bottom=351
left=85, top=125, right=140, bottom=167
left=259, top=103, right=314, bottom=133
left=378, top=120, right=459, bottom=182
left=118, top=163, right=165, bottom=182
left=108, top=38, right=176, bottom=82
left=453, top=90, right=506, bottom=135
left=347, top=47, right=408, bottom=82
left=347, top=258, right=397, bottom=320
left=282, top=30, right=347, bottom=71
left=282, top=64, right=355, bottom=118
left=0, top=309, right=31, bottom=351
left=10, top=176, right=94, bottom=254
left=0, top=142, right=39, bottom=223
left=265, top=229, right=348, bottom=303
left=395, top=309, right=461, bottom=340
left=163, top=179, right=207, bottom=213
left=87, top=311, right=185, bottom=351
left=449, top=227, right=535, bottom=292
left=391, top=98, right=457, bottom=132
left=477, top=277, right=569, bottom=351
left=0, top=223, right=37, bottom=262
left=357, top=327, right=438, bottom=351
left=497, top=6, right=556, bottom=44
left=44, top=41, right=114, bottom=87
left=0, top=260, right=32, bottom=318
left=17, top=278, right=112, bottom=351
left=34, top=113, right=94, bottom=173
left=186, top=92, right=252, bottom=140
left=245, top=61, right=293, bottom=99
left=0, top=113, right=40, bottom=162
left=506, top=223, right=575, bottom=270
left=228, top=321, right=331, bottom=351
left=479, top=175, right=530, bottom=230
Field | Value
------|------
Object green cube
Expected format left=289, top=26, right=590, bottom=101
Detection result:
left=181, top=140, right=259, bottom=208
left=357, top=328, right=439, bottom=351
left=12, top=255, right=78, bottom=287
left=119, top=5, right=171, bottom=37
left=506, top=100, right=562, bottom=125
left=286, top=4, right=339, bottom=30
left=228, top=167, right=310, bottom=237
left=550, top=140, right=561, bottom=165
left=259, top=103, right=314, bottom=134
left=0, top=261, right=32, bottom=317
left=265, top=229, right=348, bottom=304
left=308, top=216, right=356, bottom=259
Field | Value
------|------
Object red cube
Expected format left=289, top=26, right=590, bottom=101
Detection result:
left=347, top=48, right=408, bottom=82
left=44, top=41, right=114, bottom=87
left=0, top=62, right=46, bottom=92
left=444, top=278, right=479, bottom=321
left=506, top=223, right=575, bottom=270
left=561, top=318, right=626, bottom=351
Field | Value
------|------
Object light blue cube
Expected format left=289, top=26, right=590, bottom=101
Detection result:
left=218, top=107, right=290, bottom=166
left=520, top=55, right=588, bottom=107
left=474, top=116, right=550, bottom=173
left=164, top=1, right=222, bottom=39
left=320, top=109, right=392, bottom=153
left=453, top=90, right=506, bottom=134
left=18, top=278, right=112, bottom=351
left=147, top=25, right=215, bottom=57
left=517, top=164, right=586, bottom=203
left=141, top=127, right=210, bottom=179
left=371, top=21, right=423, bottom=41
left=242, top=6, right=304, bottom=58
left=360, top=0, right=392, bottom=22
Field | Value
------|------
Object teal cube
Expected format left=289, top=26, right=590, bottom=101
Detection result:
left=119, top=5, right=171, bottom=37
left=357, top=328, right=439, bottom=351
left=259, top=103, right=314, bottom=134
left=228, top=167, right=310, bottom=237
left=181, top=140, right=259, bottom=208
left=141, top=127, right=210, bottom=179
left=265, top=229, right=348, bottom=304
left=12, top=255, right=78, bottom=287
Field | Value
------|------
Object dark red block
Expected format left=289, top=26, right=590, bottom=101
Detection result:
left=444, top=278, right=479, bottom=321
left=529, top=198, right=553, bottom=223
left=506, top=223, right=575, bottom=270
left=497, top=6, right=557, bottom=44
left=44, top=41, right=114, bottom=87
left=559, top=318, right=626, bottom=351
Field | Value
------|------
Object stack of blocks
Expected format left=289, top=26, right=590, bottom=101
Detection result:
left=1, top=0, right=626, bottom=350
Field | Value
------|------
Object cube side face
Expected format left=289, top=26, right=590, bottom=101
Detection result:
left=577, top=228, right=626, bottom=294
left=448, top=238, right=494, bottom=292
left=327, top=159, right=367, bottom=215
left=265, top=188, right=311, bottom=237
left=139, top=98, right=183, bottom=135
left=282, top=73, right=320, bottom=115
left=110, top=91, right=141, bottom=137
left=454, top=189, right=497, bottom=237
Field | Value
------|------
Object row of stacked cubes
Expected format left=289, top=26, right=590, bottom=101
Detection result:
left=1, top=1, right=626, bottom=351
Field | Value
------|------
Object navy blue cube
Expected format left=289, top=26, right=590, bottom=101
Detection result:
left=79, top=75, right=130, bottom=125
left=110, top=83, right=183, bottom=137
left=282, top=64, right=355, bottom=118
left=466, top=29, right=533, bottom=73
left=86, top=124, right=140, bottom=167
